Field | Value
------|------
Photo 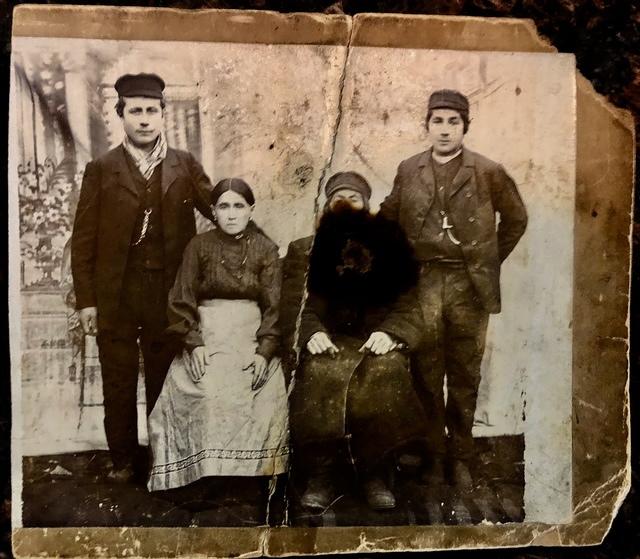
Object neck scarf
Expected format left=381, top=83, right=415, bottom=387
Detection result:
left=123, top=133, right=168, bottom=181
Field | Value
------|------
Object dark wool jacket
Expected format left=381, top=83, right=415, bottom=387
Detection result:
left=71, top=145, right=214, bottom=330
left=297, top=208, right=424, bottom=350
left=379, top=147, right=527, bottom=313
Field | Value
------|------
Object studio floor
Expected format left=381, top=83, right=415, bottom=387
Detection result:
left=22, top=435, right=524, bottom=528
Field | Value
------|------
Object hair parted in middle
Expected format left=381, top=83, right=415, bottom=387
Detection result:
left=211, top=178, right=256, bottom=206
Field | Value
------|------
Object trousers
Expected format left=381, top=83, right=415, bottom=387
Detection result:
left=291, top=337, right=427, bottom=471
left=96, top=266, right=176, bottom=469
left=412, top=264, right=489, bottom=461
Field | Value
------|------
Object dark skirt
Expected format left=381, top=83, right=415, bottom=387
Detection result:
left=290, top=335, right=428, bottom=466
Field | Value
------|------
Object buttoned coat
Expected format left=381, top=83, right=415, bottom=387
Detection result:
left=288, top=210, right=428, bottom=463
left=280, top=211, right=424, bottom=354
left=379, top=147, right=527, bottom=313
left=71, top=145, right=214, bottom=330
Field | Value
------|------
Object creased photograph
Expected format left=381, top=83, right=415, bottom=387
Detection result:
left=8, top=6, right=633, bottom=557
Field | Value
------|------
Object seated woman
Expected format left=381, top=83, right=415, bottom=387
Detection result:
left=147, top=178, right=289, bottom=497
left=288, top=172, right=428, bottom=512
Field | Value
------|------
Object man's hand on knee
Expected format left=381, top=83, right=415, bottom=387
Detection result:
left=307, top=331, right=339, bottom=355
left=359, top=331, right=398, bottom=355
left=79, top=306, right=98, bottom=336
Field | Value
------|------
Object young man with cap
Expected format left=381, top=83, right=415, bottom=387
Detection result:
left=379, top=89, right=528, bottom=490
left=71, top=73, right=215, bottom=482
left=282, top=172, right=428, bottom=511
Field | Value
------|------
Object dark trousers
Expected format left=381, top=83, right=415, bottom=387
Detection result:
left=291, top=339, right=428, bottom=471
left=413, top=264, right=489, bottom=462
left=97, top=267, right=176, bottom=469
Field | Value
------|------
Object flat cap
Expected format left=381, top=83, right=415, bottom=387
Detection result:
left=114, top=73, right=165, bottom=99
left=428, top=89, right=469, bottom=114
left=325, top=171, right=372, bottom=201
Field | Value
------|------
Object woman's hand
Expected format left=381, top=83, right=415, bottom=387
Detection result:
left=307, top=331, right=339, bottom=355
left=359, top=332, right=397, bottom=355
left=245, top=354, right=270, bottom=391
left=183, top=346, right=208, bottom=382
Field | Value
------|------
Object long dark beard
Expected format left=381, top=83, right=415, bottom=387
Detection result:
left=307, top=205, right=419, bottom=307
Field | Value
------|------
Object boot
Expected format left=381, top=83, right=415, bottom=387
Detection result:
left=300, top=475, right=335, bottom=511
left=299, top=443, right=338, bottom=511
left=362, top=474, right=396, bottom=510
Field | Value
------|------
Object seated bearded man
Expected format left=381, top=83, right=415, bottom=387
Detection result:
left=287, top=172, right=428, bottom=511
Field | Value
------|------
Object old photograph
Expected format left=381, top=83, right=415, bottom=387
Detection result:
left=9, top=32, right=577, bottom=532
left=10, top=32, right=576, bottom=527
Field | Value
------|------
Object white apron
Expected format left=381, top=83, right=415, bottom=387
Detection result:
left=147, top=299, right=289, bottom=491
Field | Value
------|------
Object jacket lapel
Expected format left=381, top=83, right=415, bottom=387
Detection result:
left=113, top=145, right=140, bottom=200
left=416, top=149, right=436, bottom=217
left=449, top=147, right=475, bottom=199
left=161, top=148, right=180, bottom=198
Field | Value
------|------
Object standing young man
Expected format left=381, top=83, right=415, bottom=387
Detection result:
left=379, top=89, right=528, bottom=489
left=71, top=73, right=214, bottom=482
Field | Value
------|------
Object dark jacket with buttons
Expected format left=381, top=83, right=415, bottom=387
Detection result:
left=71, top=145, right=215, bottom=330
left=379, top=147, right=527, bottom=313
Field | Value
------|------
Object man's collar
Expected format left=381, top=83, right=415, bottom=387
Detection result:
left=431, top=148, right=463, bottom=165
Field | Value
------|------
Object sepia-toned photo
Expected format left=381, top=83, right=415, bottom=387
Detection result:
left=8, top=7, right=632, bottom=557
left=10, top=34, right=575, bottom=528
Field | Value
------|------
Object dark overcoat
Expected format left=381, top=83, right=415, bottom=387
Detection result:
left=280, top=230, right=424, bottom=354
left=279, top=219, right=426, bottom=370
left=288, top=209, right=428, bottom=465
left=379, top=147, right=528, bottom=313
left=71, top=145, right=214, bottom=330
left=298, top=209, right=424, bottom=350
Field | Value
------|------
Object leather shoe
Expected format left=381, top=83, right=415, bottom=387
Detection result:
left=300, top=477, right=334, bottom=511
left=363, top=476, right=396, bottom=510
left=107, top=465, right=135, bottom=484
left=450, top=459, right=474, bottom=490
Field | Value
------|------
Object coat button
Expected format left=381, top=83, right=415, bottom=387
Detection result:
left=468, top=216, right=476, bottom=223
left=471, top=240, right=478, bottom=246
left=466, top=192, right=472, bottom=198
